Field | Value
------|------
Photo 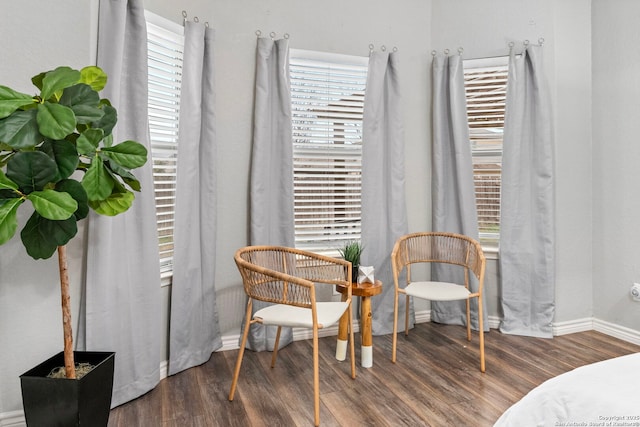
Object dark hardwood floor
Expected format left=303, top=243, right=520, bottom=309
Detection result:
left=107, top=323, right=640, bottom=427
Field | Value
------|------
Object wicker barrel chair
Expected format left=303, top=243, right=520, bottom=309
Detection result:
left=229, top=246, right=356, bottom=426
left=391, top=232, right=487, bottom=372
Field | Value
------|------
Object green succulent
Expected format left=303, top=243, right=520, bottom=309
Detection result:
left=339, top=241, right=364, bottom=281
left=338, top=241, right=364, bottom=265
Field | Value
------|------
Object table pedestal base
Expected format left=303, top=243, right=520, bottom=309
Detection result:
left=361, top=345, right=373, bottom=368
left=334, top=280, right=382, bottom=369
left=335, top=339, right=347, bottom=361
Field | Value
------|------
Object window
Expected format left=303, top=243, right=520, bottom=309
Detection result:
left=145, top=11, right=184, bottom=281
left=289, top=49, right=369, bottom=254
left=463, top=57, right=508, bottom=248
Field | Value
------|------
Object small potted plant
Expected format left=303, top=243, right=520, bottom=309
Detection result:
left=0, top=65, right=148, bottom=426
left=339, top=241, right=364, bottom=283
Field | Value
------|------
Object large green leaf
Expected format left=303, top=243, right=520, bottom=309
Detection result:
left=31, top=72, right=46, bottom=91
left=76, top=128, right=104, bottom=155
left=59, top=83, right=99, bottom=108
left=122, top=176, right=141, bottom=192
left=40, top=66, right=81, bottom=101
left=36, top=102, right=77, bottom=140
left=20, top=211, right=77, bottom=259
left=101, top=140, right=148, bottom=169
left=92, top=104, right=117, bottom=136
left=80, top=66, right=107, bottom=92
left=0, top=109, right=41, bottom=149
left=59, top=83, right=104, bottom=124
left=6, top=151, right=58, bottom=193
left=106, top=159, right=141, bottom=191
left=0, top=86, right=35, bottom=119
left=70, top=104, right=104, bottom=125
left=27, top=189, right=77, bottom=220
left=89, top=190, right=134, bottom=216
left=39, top=140, right=79, bottom=180
left=81, top=155, right=114, bottom=201
left=0, top=169, right=18, bottom=191
left=0, top=198, right=23, bottom=245
left=56, top=179, right=89, bottom=220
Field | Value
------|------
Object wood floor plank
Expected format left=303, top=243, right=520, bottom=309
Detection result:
left=108, top=324, right=640, bottom=426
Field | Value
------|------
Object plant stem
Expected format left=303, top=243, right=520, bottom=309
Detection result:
left=58, top=245, right=76, bottom=379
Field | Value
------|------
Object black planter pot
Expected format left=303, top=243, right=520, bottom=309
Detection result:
left=20, top=351, right=115, bottom=427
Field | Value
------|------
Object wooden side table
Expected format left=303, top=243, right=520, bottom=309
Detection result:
left=334, top=280, right=382, bottom=368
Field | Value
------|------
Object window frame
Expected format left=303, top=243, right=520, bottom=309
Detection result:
left=463, top=56, right=509, bottom=252
left=289, top=49, right=369, bottom=256
left=145, top=10, right=184, bottom=285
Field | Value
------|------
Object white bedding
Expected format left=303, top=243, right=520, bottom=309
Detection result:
left=494, top=352, right=640, bottom=427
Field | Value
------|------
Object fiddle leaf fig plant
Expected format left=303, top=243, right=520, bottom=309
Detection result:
left=0, top=65, right=148, bottom=378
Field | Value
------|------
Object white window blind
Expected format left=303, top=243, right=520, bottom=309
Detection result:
left=289, top=49, right=368, bottom=254
left=145, top=12, right=184, bottom=279
left=463, top=57, right=508, bottom=247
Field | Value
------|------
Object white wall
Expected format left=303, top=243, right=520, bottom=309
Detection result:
left=552, top=0, right=594, bottom=324
left=592, top=0, right=640, bottom=332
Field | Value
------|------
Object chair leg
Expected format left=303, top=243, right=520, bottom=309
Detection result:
left=229, top=300, right=253, bottom=401
left=404, top=294, right=410, bottom=336
left=271, top=326, right=282, bottom=368
left=478, top=295, right=485, bottom=373
left=466, top=298, right=471, bottom=341
left=348, top=303, right=356, bottom=379
left=391, top=289, right=399, bottom=363
left=312, top=326, right=320, bottom=427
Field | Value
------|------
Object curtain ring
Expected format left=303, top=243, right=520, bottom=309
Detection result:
left=431, top=50, right=437, bottom=57
left=284, top=33, right=290, bottom=39
left=444, top=48, right=450, bottom=55
left=457, top=47, right=464, bottom=56
left=255, top=30, right=262, bottom=37
left=270, top=31, right=276, bottom=40
left=538, top=37, right=545, bottom=46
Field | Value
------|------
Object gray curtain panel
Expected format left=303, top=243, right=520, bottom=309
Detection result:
left=245, top=37, right=295, bottom=351
left=83, top=0, right=162, bottom=407
left=431, top=53, right=488, bottom=331
left=499, top=45, right=555, bottom=338
left=168, top=21, right=222, bottom=376
left=361, top=50, right=409, bottom=335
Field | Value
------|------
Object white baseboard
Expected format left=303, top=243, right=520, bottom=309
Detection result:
left=547, top=317, right=640, bottom=345
left=593, top=318, right=640, bottom=345
left=0, top=411, right=25, bottom=427
left=552, top=317, right=594, bottom=336
left=159, top=360, right=168, bottom=381
left=3, top=313, right=638, bottom=427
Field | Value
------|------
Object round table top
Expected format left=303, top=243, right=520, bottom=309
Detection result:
left=336, top=280, right=382, bottom=297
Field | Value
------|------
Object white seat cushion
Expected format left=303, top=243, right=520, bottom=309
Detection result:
left=405, top=281, right=471, bottom=301
left=254, top=301, right=349, bottom=329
